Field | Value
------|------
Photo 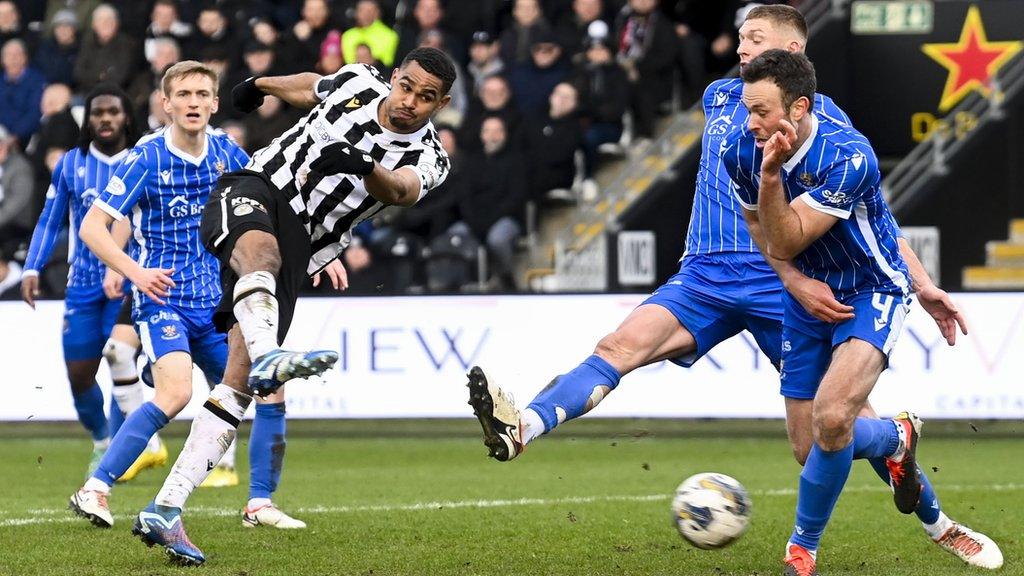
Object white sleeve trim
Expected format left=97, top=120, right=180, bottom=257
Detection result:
left=21, top=269, right=39, bottom=277
left=732, top=188, right=758, bottom=211
left=94, top=199, right=126, bottom=221
left=798, top=192, right=851, bottom=219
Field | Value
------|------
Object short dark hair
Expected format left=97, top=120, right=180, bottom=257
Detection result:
left=78, top=84, right=140, bottom=153
left=400, top=47, right=457, bottom=95
left=740, top=49, right=816, bottom=111
left=745, top=4, right=808, bottom=40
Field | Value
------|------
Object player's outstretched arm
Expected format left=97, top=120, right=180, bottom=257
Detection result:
left=898, top=237, right=968, bottom=345
left=233, top=73, right=322, bottom=112
left=308, top=141, right=421, bottom=207
left=79, top=206, right=175, bottom=305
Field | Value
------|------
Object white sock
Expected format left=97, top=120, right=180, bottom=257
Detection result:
left=111, top=382, right=145, bottom=417
left=93, top=437, right=110, bottom=450
left=247, top=497, right=272, bottom=510
left=155, top=384, right=252, bottom=509
left=219, top=435, right=238, bottom=469
left=232, top=271, right=280, bottom=360
left=521, top=408, right=546, bottom=445
left=923, top=511, right=954, bottom=540
left=83, top=477, right=111, bottom=493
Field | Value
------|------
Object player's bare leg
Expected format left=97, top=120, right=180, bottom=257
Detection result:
left=106, top=325, right=168, bottom=482
left=229, top=230, right=336, bottom=396
left=73, top=351, right=193, bottom=528
left=469, top=304, right=697, bottom=461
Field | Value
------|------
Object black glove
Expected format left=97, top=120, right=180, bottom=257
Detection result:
left=231, top=76, right=265, bottom=114
left=309, top=142, right=375, bottom=176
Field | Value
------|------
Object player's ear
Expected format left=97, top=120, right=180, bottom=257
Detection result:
left=211, top=96, right=219, bottom=114
left=161, top=93, right=172, bottom=116
left=434, top=94, right=452, bottom=113
left=791, top=96, right=810, bottom=121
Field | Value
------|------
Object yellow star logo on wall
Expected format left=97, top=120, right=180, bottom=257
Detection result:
left=921, top=6, right=1022, bottom=112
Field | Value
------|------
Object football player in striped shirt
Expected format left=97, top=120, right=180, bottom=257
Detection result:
left=725, top=49, right=1000, bottom=574
left=68, top=63, right=305, bottom=561
left=466, top=6, right=998, bottom=571
left=20, top=85, right=167, bottom=478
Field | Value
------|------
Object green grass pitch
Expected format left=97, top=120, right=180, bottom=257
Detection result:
left=0, top=420, right=1020, bottom=575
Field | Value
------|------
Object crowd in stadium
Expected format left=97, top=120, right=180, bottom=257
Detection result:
left=0, top=0, right=799, bottom=297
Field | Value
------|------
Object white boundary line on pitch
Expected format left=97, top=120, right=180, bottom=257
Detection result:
left=2, top=483, right=1022, bottom=528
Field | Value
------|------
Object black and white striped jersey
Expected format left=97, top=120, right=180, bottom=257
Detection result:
left=246, top=63, right=450, bottom=273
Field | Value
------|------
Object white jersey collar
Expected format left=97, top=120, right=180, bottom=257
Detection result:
left=783, top=114, right=818, bottom=173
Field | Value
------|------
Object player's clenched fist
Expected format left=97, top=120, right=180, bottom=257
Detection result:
left=231, top=76, right=265, bottom=113
left=761, top=119, right=797, bottom=174
left=309, top=142, right=375, bottom=176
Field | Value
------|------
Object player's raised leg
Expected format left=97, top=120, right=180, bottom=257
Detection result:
left=469, top=302, right=698, bottom=461
left=229, top=229, right=337, bottom=396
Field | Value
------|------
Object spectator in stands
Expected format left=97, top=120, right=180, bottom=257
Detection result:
left=199, top=45, right=234, bottom=124
left=27, top=83, right=78, bottom=198
left=671, top=0, right=740, bottom=105
left=571, top=36, right=628, bottom=191
left=508, top=32, right=571, bottom=118
left=243, top=95, right=299, bottom=154
left=353, top=42, right=384, bottom=73
left=317, top=29, right=343, bottom=75
left=0, top=124, right=35, bottom=295
left=342, top=0, right=399, bottom=69
left=0, top=1, right=37, bottom=57
left=452, top=115, right=528, bottom=290
left=44, top=0, right=102, bottom=40
left=188, top=6, right=232, bottom=60
left=144, top=0, right=191, bottom=63
left=557, top=0, right=608, bottom=59
left=220, top=119, right=246, bottom=150
left=280, top=0, right=333, bottom=73
left=499, top=0, right=552, bottom=66
left=614, top=0, right=677, bottom=143
left=250, top=16, right=282, bottom=53
left=34, top=9, right=79, bottom=87
left=145, top=88, right=169, bottom=130
left=74, top=4, right=137, bottom=92
left=128, top=37, right=180, bottom=127
left=240, top=39, right=280, bottom=81
left=396, top=0, right=464, bottom=67
left=466, top=30, right=503, bottom=96
left=0, top=39, right=46, bottom=146
left=525, top=81, right=583, bottom=202
left=459, top=74, right=521, bottom=152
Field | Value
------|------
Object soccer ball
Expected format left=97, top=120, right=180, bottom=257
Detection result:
left=671, top=472, right=752, bottom=549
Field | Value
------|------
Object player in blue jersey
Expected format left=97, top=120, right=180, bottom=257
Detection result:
left=724, top=49, right=1001, bottom=574
left=67, top=63, right=307, bottom=550
left=467, top=5, right=999, bottom=570
left=19, top=85, right=167, bottom=478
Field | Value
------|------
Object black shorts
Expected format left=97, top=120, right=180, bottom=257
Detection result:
left=115, top=295, right=132, bottom=325
left=199, top=170, right=311, bottom=343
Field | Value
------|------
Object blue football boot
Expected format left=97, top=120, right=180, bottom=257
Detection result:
left=248, top=349, right=338, bottom=396
left=132, top=502, right=205, bottom=566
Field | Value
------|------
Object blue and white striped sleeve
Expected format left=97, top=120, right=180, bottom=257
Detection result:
left=800, top=152, right=876, bottom=220
left=23, top=154, right=72, bottom=274
left=95, top=148, right=150, bottom=220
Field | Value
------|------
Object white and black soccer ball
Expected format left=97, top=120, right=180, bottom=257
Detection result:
left=671, top=472, right=752, bottom=549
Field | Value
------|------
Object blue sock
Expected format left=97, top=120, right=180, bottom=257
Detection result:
left=852, top=418, right=899, bottom=459
left=249, top=402, right=286, bottom=500
left=92, top=402, right=168, bottom=485
left=866, top=458, right=941, bottom=524
left=108, top=395, right=124, bottom=438
left=790, top=442, right=855, bottom=551
left=526, top=355, right=620, bottom=432
left=72, top=383, right=109, bottom=442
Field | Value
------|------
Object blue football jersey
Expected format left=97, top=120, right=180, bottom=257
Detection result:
left=723, top=111, right=910, bottom=298
left=685, top=78, right=851, bottom=257
left=94, top=127, right=250, bottom=309
left=24, top=145, right=130, bottom=290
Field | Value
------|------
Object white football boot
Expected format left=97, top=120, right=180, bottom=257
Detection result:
left=934, top=521, right=1003, bottom=569
left=69, top=488, right=113, bottom=528
left=466, top=366, right=524, bottom=461
left=242, top=503, right=307, bottom=529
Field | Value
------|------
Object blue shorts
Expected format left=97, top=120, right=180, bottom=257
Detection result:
left=780, top=290, right=911, bottom=399
left=135, top=301, right=227, bottom=382
left=63, top=285, right=123, bottom=361
left=641, top=253, right=784, bottom=368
